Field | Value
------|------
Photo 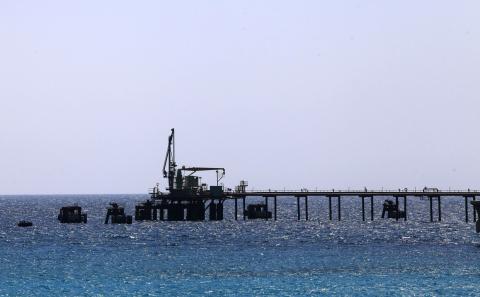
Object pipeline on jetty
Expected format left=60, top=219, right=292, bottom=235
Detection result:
left=130, top=129, right=480, bottom=232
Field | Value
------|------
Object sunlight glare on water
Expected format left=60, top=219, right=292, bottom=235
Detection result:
left=0, top=195, right=479, bottom=296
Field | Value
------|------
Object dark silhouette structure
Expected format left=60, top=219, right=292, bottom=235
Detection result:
left=471, top=201, right=480, bottom=232
left=244, top=204, right=272, bottom=219
left=9, top=128, right=475, bottom=232
left=381, top=200, right=406, bottom=219
left=126, top=129, right=480, bottom=232
left=105, top=202, right=132, bottom=224
left=17, top=220, right=33, bottom=227
left=135, top=129, right=226, bottom=222
left=58, top=206, right=87, bottom=223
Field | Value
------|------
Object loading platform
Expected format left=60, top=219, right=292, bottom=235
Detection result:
left=140, top=186, right=480, bottom=224
left=133, top=128, right=480, bottom=233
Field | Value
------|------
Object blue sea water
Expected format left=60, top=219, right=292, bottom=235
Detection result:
left=1, top=195, right=480, bottom=296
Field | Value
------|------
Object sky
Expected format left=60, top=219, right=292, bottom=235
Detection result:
left=1, top=1, right=479, bottom=194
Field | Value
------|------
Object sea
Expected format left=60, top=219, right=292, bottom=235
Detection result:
left=0, top=194, right=479, bottom=296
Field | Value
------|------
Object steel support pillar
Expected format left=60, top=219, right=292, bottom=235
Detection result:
left=265, top=197, right=269, bottom=221
left=337, top=196, right=341, bottom=221
left=297, top=196, right=300, bottom=220
left=234, top=198, right=238, bottom=220
left=474, top=197, right=477, bottom=222
left=243, top=197, right=246, bottom=220
left=160, top=207, right=164, bottom=221
left=465, top=196, right=469, bottom=223
left=361, top=196, right=365, bottom=221
left=305, top=196, right=308, bottom=221
left=328, top=196, right=332, bottom=221
left=438, top=196, right=441, bottom=222
left=274, top=196, right=277, bottom=221
left=429, top=196, right=433, bottom=222
left=395, top=196, right=399, bottom=221
left=370, top=196, right=374, bottom=221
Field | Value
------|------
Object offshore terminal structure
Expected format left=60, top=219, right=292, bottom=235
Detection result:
left=134, top=129, right=480, bottom=232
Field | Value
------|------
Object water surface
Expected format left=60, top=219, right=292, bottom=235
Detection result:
left=0, top=195, right=479, bottom=296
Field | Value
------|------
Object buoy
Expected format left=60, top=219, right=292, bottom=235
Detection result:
left=17, top=221, right=33, bottom=227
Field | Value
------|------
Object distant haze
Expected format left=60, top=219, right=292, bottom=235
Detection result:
left=1, top=1, right=479, bottom=194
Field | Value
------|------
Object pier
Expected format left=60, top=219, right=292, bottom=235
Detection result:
left=135, top=129, right=480, bottom=230
left=224, top=189, right=479, bottom=223
left=144, top=186, right=480, bottom=223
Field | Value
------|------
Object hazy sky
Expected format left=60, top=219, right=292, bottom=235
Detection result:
left=1, top=1, right=479, bottom=194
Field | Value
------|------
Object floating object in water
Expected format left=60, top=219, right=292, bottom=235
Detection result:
left=105, top=202, right=132, bottom=224
left=244, top=204, right=272, bottom=220
left=381, top=200, right=406, bottom=219
left=58, top=205, right=87, bottom=223
left=17, top=220, right=33, bottom=227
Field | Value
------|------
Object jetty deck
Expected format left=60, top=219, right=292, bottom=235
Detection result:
left=223, top=189, right=480, bottom=222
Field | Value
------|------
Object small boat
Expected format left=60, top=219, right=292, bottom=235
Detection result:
left=17, top=220, right=33, bottom=227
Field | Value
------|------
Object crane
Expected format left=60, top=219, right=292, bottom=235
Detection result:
left=161, top=129, right=226, bottom=191
left=162, top=128, right=176, bottom=191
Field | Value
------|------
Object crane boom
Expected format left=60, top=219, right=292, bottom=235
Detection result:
left=162, top=129, right=176, bottom=190
left=182, top=167, right=225, bottom=172
left=181, top=167, right=226, bottom=186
